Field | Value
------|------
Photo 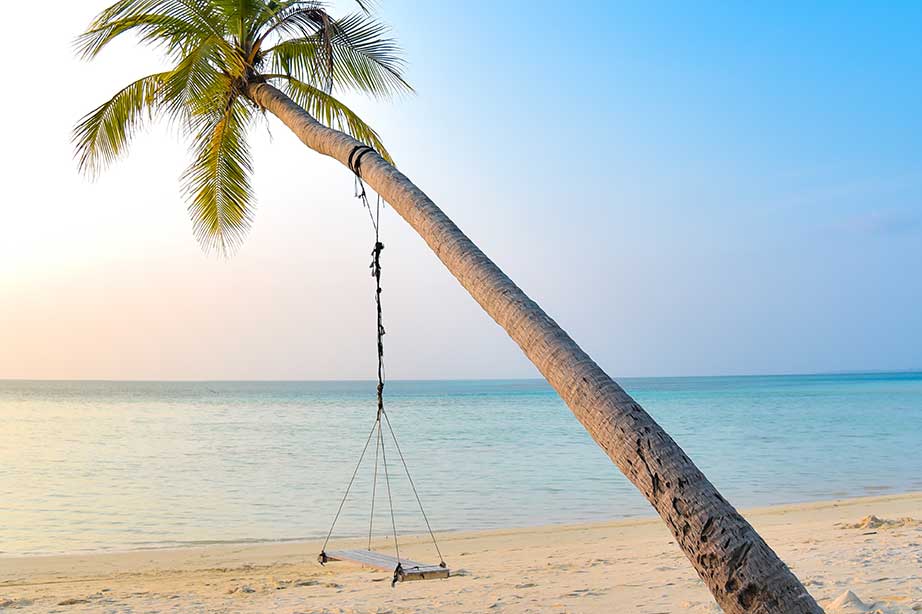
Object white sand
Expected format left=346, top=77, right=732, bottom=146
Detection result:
left=1, top=492, right=920, bottom=613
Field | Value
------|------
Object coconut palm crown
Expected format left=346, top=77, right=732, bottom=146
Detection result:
left=74, top=0, right=411, bottom=254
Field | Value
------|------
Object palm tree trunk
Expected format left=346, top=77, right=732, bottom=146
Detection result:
left=247, top=81, right=822, bottom=614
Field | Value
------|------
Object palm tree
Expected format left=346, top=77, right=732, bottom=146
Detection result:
left=74, top=2, right=822, bottom=612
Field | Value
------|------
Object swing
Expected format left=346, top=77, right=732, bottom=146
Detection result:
left=317, top=146, right=450, bottom=587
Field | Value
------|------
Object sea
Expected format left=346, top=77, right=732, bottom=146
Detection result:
left=1, top=373, right=920, bottom=556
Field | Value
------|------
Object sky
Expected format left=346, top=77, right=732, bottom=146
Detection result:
left=1, top=1, right=920, bottom=381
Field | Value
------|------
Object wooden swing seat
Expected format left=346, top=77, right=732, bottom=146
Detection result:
left=323, top=549, right=450, bottom=582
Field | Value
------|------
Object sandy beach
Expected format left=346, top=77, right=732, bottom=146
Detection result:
left=0, top=492, right=918, bottom=613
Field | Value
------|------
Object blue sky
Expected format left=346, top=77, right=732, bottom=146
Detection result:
left=370, top=0, right=922, bottom=376
left=1, top=1, right=919, bottom=379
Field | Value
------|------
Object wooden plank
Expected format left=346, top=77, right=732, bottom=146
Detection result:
left=323, top=550, right=450, bottom=581
left=326, top=549, right=393, bottom=570
left=398, top=566, right=451, bottom=582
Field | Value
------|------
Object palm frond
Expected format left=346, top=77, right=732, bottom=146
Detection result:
left=73, top=72, right=167, bottom=176
left=267, top=12, right=411, bottom=97
left=76, top=1, right=227, bottom=60
left=255, top=2, right=327, bottom=42
left=353, top=0, right=375, bottom=13
left=268, top=33, right=325, bottom=87
left=328, top=13, right=410, bottom=96
left=242, top=0, right=298, bottom=48
left=73, top=39, right=238, bottom=176
left=249, top=0, right=376, bottom=49
left=160, top=39, right=236, bottom=122
left=209, top=0, right=277, bottom=43
left=269, top=74, right=393, bottom=163
left=181, top=100, right=255, bottom=255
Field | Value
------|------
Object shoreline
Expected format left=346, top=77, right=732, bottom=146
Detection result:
left=1, top=489, right=917, bottom=562
left=2, top=491, right=920, bottom=612
left=3, top=489, right=918, bottom=561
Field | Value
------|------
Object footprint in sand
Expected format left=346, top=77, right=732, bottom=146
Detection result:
left=227, top=585, right=256, bottom=594
left=0, top=599, right=33, bottom=609
left=565, top=588, right=605, bottom=598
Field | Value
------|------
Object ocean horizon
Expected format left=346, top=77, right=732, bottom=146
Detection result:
left=2, top=371, right=921, bottom=557
left=6, top=367, right=922, bottom=383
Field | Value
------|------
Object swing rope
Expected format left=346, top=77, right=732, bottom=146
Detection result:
left=381, top=409, right=446, bottom=566
left=320, top=419, right=377, bottom=557
left=318, top=145, right=445, bottom=581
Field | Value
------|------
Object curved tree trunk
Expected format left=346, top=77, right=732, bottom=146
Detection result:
left=247, top=81, right=823, bottom=614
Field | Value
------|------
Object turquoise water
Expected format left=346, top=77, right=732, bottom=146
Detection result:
left=1, top=373, right=920, bottom=556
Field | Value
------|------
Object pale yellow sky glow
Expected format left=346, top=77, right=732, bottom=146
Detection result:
left=1, top=2, right=535, bottom=380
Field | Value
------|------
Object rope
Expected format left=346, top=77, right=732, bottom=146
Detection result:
left=349, top=145, right=379, bottom=233
left=382, top=410, right=446, bottom=566
left=319, top=144, right=446, bottom=579
left=379, top=418, right=400, bottom=563
left=368, top=404, right=381, bottom=551
left=319, top=418, right=378, bottom=558
left=347, top=145, right=375, bottom=176
left=360, top=145, right=400, bottom=566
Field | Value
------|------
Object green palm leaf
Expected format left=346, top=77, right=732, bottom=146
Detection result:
left=73, top=72, right=167, bottom=176
left=267, top=13, right=411, bottom=97
left=327, top=13, right=411, bottom=97
left=76, top=1, right=226, bottom=59
left=181, top=101, right=255, bottom=255
left=160, top=39, right=235, bottom=121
